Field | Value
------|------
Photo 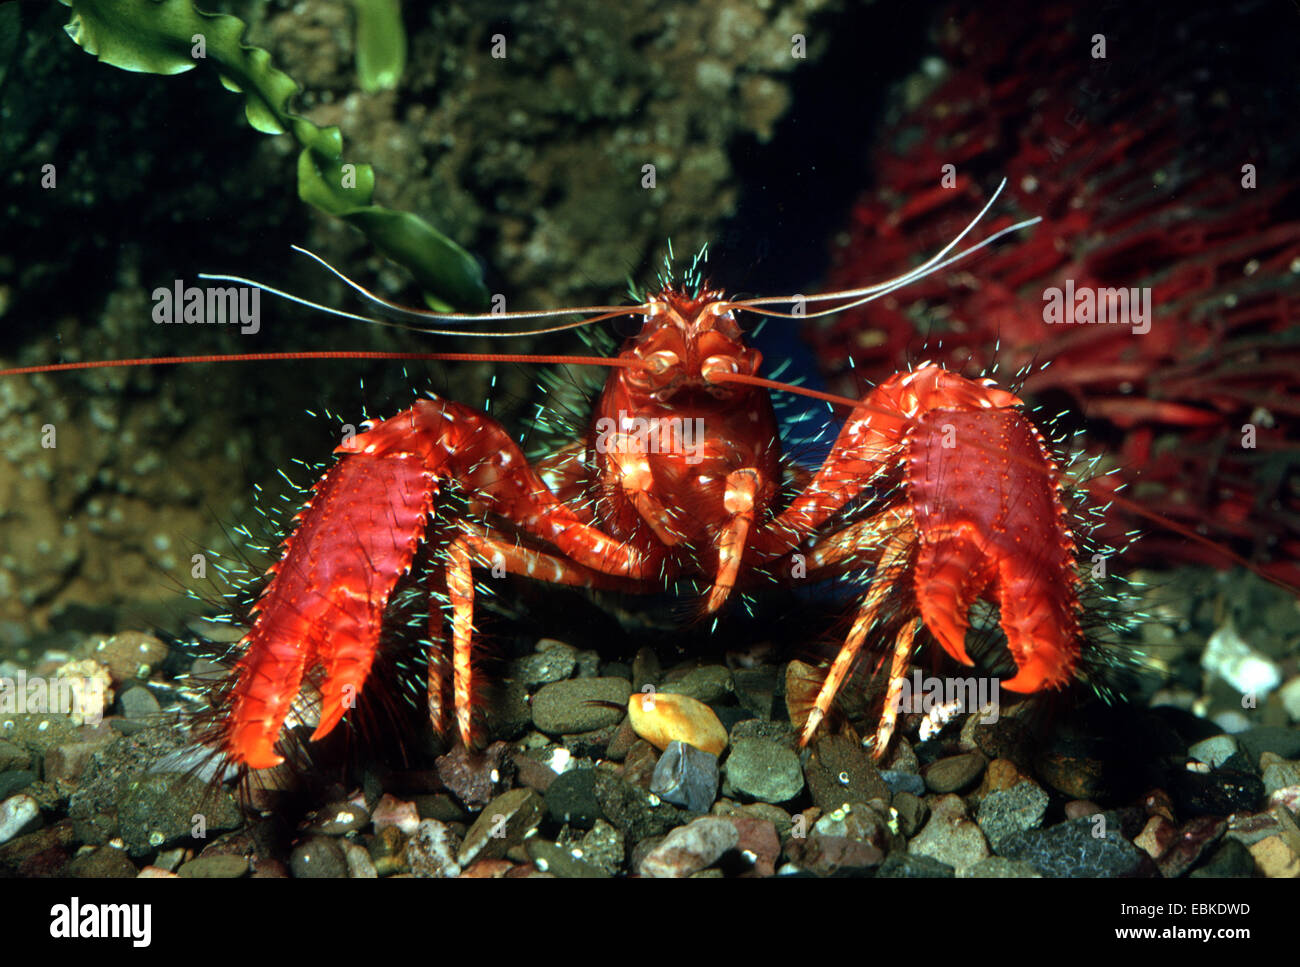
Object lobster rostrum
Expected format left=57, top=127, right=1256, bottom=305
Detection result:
left=201, top=180, right=1099, bottom=770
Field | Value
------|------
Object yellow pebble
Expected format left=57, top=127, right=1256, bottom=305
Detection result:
left=627, top=692, right=727, bottom=756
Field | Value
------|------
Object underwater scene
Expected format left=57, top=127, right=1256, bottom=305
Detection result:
left=1, top=0, right=1299, bottom=897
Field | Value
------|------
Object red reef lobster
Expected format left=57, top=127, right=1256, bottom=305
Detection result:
left=3, top=181, right=1154, bottom=771
left=199, top=180, right=1090, bottom=770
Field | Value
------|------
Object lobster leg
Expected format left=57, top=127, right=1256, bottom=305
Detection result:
left=445, top=537, right=478, bottom=748
left=441, top=527, right=623, bottom=747
left=426, top=612, right=451, bottom=740
left=871, top=620, right=920, bottom=760
left=796, top=511, right=914, bottom=747
left=705, top=469, right=762, bottom=612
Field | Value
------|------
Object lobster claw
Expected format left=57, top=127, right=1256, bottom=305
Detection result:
left=223, top=451, right=437, bottom=768
left=909, top=401, right=1082, bottom=696
left=915, top=535, right=1079, bottom=693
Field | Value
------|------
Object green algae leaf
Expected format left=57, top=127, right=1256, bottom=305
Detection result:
left=352, top=0, right=406, bottom=94
left=58, top=0, right=488, bottom=308
left=297, top=147, right=486, bottom=312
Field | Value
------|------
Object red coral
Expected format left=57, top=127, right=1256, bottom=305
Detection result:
left=811, top=0, right=1300, bottom=578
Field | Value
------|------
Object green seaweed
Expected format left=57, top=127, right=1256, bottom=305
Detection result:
left=59, top=0, right=487, bottom=309
left=352, top=0, right=406, bottom=94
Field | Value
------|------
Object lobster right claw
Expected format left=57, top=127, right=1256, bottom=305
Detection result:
left=224, top=452, right=437, bottom=769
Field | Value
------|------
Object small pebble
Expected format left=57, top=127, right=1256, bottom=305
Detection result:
left=879, top=769, right=925, bottom=797
left=638, top=816, right=739, bottom=877
left=117, top=685, right=161, bottom=720
left=786, top=834, right=883, bottom=876
left=976, top=781, right=1049, bottom=847
left=804, top=734, right=889, bottom=810
left=1279, top=677, right=1300, bottom=723
left=727, top=815, right=780, bottom=876
left=435, top=741, right=511, bottom=809
left=1064, top=799, right=1103, bottom=820
left=996, top=814, right=1149, bottom=878
left=93, top=632, right=169, bottom=684
left=875, top=852, right=954, bottom=878
left=1237, top=727, right=1300, bottom=768
left=891, top=791, right=929, bottom=838
left=731, top=667, right=777, bottom=719
left=1188, top=734, right=1239, bottom=769
left=923, top=752, right=986, bottom=793
left=1201, top=623, right=1281, bottom=696
left=64, top=845, right=139, bottom=878
left=959, top=856, right=1042, bottom=878
left=512, top=640, right=577, bottom=686
left=1157, top=816, right=1226, bottom=878
left=458, top=788, right=543, bottom=866
left=1136, top=815, right=1177, bottom=860
left=592, top=769, right=684, bottom=841
left=1189, top=838, right=1256, bottom=877
left=289, top=837, right=348, bottom=879
left=649, top=741, right=719, bottom=812
left=0, top=740, right=29, bottom=773
left=910, top=794, right=989, bottom=874
left=526, top=839, right=608, bottom=878
left=812, top=802, right=886, bottom=847
left=0, top=771, right=37, bottom=801
left=305, top=800, right=370, bottom=836
left=726, top=738, right=804, bottom=803
left=545, top=768, right=602, bottom=829
left=532, top=678, right=632, bottom=735
left=1248, top=835, right=1300, bottom=877
left=579, top=820, right=625, bottom=875
left=1260, top=752, right=1300, bottom=796
left=405, top=819, right=461, bottom=878
left=660, top=665, right=732, bottom=703
left=341, top=840, right=378, bottom=878
left=371, top=794, right=420, bottom=835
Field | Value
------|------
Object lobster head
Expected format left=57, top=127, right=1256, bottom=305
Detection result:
left=622, top=288, right=762, bottom=401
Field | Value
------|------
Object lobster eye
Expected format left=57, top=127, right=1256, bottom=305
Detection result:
left=644, top=350, right=679, bottom=376
left=701, top=354, right=738, bottom=383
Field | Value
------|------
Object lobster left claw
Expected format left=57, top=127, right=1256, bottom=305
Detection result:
left=791, top=365, right=1084, bottom=753
left=910, top=404, right=1082, bottom=694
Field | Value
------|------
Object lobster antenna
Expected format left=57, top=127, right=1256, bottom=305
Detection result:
left=197, top=251, right=650, bottom=338
left=735, top=176, right=1011, bottom=308
left=727, top=177, right=1037, bottom=318
left=285, top=245, right=647, bottom=324
left=730, top=213, right=1043, bottom=322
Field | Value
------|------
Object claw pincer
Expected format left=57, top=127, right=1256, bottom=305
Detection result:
left=906, top=393, right=1081, bottom=693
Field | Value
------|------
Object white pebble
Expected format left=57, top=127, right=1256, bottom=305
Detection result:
left=0, top=794, right=39, bottom=846
left=1201, top=623, right=1281, bottom=698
